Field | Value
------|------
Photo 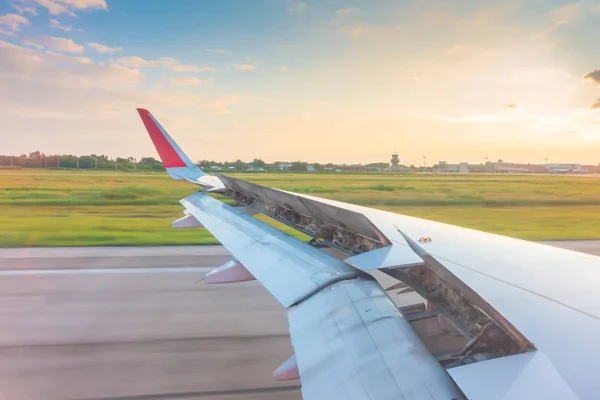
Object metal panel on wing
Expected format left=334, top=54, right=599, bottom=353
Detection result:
left=345, top=243, right=424, bottom=271
left=288, top=278, right=464, bottom=400
left=448, top=351, right=578, bottom=400
left=219, top=176, right=389, bottom=246
left=181, top=192, right=360, bottom=307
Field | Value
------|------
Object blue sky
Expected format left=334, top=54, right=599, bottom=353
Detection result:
left=1, top=0, right=599, bottom=164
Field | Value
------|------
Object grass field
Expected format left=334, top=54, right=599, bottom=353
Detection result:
left=1, top=170, right=600, bottom=247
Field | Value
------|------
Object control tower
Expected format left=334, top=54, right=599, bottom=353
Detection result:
left=390, top=152, right=399, bottom=171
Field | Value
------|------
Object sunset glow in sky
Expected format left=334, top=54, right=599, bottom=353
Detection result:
left=1, top=0, right=600, bottom=165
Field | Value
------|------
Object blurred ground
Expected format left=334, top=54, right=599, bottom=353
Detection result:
left=4, top=170, right=600, bottom=247
left=0, top=242, right=598, bottom=399
left=0, top=246, right=297, bottom=400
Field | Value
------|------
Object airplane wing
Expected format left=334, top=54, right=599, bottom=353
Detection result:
left=138, top=108, right=600, bottom=400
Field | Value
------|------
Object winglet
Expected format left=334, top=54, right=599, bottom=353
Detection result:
left=137, top=108, right=205, bottom=181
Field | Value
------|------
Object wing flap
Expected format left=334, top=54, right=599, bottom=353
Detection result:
left=288, top=278, right=464, bottom=400
left=345, top=243, right=424, bottom=271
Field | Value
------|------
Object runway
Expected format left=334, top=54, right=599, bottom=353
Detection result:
left=0, top=241, right=599, bottom=400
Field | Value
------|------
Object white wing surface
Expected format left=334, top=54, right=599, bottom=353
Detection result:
left=181, top=192, right=464, bottom=399
left=289, top=278, right=463, bottom=400
left=180, top=192, right=361, bottom=308
left=138, top=108, right=600, bottom=400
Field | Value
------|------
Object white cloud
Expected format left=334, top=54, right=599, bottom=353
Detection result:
left=335, top=7, right=359, bottom=16
left=584, top=68, right=600, bottom=85
left=45, top=50, right=92, bottom=65
left=280, top=65, right=288, bottom=71
left=206, top=49, right=227, bottom=53
left=0, top=13, right=29, bottom=36
left=0, top=29, right=16, bottom=37
left=170, top=77, right=202, bottom=86
left=21, top=38, right=43, bottom=49
left=227, top=63, right=256, bottom=71
left=288, top=2, right=306, bottom=12
left=447, top=44, right=470, bottom=52
left=0, top=40, right=237, bottom=140
left=49, top=18, right=75, bottom=32
left=29, top=36, right=85, bottom=53
left=116, top=56, right=214, bottom=72
left=422, top=111, right=535, bottom=124
left=8, top=0, right=107, bottom=17
left=35, top=0, right=106, bottom=15
left=36, top=0, right=74, bottom=16
left=88, top=42, right=122, bottom=53
left=9, top=1, right=37, bottom=15
left=548, top=2, right=581, bottom=26
left=0, top=40, right=138, bottom=88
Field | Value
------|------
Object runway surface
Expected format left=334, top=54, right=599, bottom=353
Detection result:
left=1, top=241, right=599, bottom=400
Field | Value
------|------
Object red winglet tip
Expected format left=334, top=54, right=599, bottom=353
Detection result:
left=136, top=108, right=187, bottom=168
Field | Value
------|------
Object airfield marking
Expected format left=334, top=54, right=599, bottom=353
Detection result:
left=73, top=385, right=302, bottom=400
left=0, top=266, right=213, bottom=276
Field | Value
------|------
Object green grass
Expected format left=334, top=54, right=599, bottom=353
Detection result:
left=1, top=170, right=600, bottom=247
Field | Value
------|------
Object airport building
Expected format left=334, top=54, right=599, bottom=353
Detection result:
left=434, top=160, right=600, bottom=174
left=436, top=160, right=550, bottom=174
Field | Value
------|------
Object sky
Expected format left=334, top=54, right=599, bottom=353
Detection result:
left=0, top=0, right=599, bottom=165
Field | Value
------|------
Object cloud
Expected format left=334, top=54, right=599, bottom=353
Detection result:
left=116, top=56, right=214, bottom=72
left=34, top=0, right=106, bottom=16
left=0, top=14, right=29, bottom=36
left=280, top=65, right=288, bottom=71
left=45, top=50, right=92, bottom=64
left=548, top=3, right=580, bottom=26
left=21, top=38, right=43, bottom=49
left=335, top=7, right=359, bottom=16
left=448, top=44, right=470, bottom=52
left=591, top=99, right=600, bottom=110
left=29, top=36, right=85, bottom=53
left=0, top=40, right=232, bottom=114
left=506, top=104, right=518, bottom=109
left=170, top=77, right=202, bottom=86
left=584, top=68, right=600, bottom=85
left=422, top=111, right=536, bottom=124
left=0, top=39, right=240, bottom=160
left=350, top=25, right=367, bottom=37
left=288, top=2, right=306, bottom=12
left=88, top=42, right=122, bottom=53
left=227, top=63, right=256, bottom=71
left=148, top=92, right=237, bottom=115
left=8, top=1, right=37, bottom=15
left=49, top=18, right=76, bottom=32
left=206, top=49, right=226, bottom=53
left=0, top=29, right=16, bottom=37
left=0, top=40, right=138, bottom=88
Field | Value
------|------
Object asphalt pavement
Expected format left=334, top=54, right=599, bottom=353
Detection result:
left=0, top=241, right=599, bottom=400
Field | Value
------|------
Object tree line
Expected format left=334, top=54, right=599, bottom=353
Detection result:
left=1, top=151, right=388, bottom=172
left=0, top=151, right=165, bottom=171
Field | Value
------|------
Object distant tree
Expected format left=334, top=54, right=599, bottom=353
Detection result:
left=365, top=162, right=389, bottom=168
left=290, top=161, right=308, bottom=171
left=252, top=158, right=266, bottom=168
left=234, top=159, right=247, bottom=171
